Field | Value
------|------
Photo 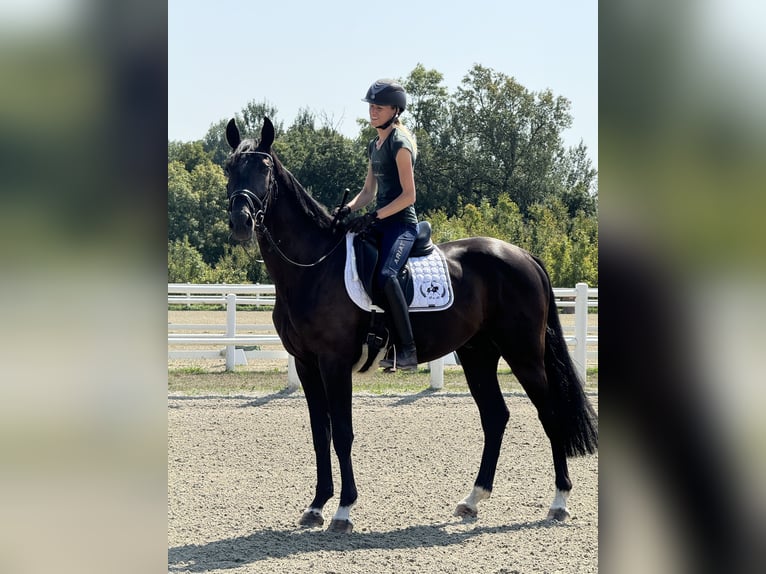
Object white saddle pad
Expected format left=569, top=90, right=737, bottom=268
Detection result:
left=344, top=233, right=454, bottom=313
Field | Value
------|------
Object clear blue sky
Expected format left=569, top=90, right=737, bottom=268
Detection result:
left=169, top=0, right=597, bottom=165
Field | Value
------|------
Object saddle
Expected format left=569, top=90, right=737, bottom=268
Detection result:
left=350, top=221, right=443, bottom=373
left=353, top=221, right=435, bottom=307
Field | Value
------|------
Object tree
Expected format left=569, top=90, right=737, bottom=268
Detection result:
left=168, top=160, right=199, bottom=246
left=168, top=140, right=211, bottom=172
left=555, top=141, right=598, bottom=217
left=208, top=245, right=262, bottom=284
left=402, top=65, right=454, bottom=214
left=447, top=64, right=573, bottom=215
left=168, top=236, right=211, bottom=283
left=403, top=64, right=450, bottom=136
left=189, top=161, right=229, bottom=263
left=167, top=158, right=228, bottom=264
left=277, top=113, right=367, bottom=209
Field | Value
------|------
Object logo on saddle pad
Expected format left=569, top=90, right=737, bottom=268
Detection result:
left=343, top=229, right=454, bottom=313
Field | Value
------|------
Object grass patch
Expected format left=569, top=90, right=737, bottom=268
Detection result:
left=169, top=369, right=287, bottom=395
left=172, top=366, right=207, bottom=375
left=168, top=364, right=603, bottom=396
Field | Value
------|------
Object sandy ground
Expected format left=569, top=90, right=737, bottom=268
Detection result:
left=168, top=391, right=598, bottom=573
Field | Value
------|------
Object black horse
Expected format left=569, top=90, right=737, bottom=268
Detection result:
left=224, top=117, right=597, bottom=533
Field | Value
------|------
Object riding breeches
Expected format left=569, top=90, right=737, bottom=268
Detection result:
left=370, top=221, right=417, bottom=292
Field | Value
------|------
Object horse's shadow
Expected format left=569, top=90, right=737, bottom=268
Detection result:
left=389, top=387, right=439, bottom=406
left=237, top=387, right=299, bottom=408
left=168, top=519, right=567, bottom=572
left=168, top=389, right=298, bottom=409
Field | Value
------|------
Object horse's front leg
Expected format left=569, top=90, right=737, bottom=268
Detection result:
left=294, top=357, right=334, bottom=528
left=319, top=356, right=357, bottom=533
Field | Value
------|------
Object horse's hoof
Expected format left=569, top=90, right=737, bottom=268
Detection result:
left=454, top=503, right=478, bottom=518
left=546, top=507, right=571, bottom=521
left=298, top=510, right=324, bottom=528
left=327, top=519, right=353, bottom=533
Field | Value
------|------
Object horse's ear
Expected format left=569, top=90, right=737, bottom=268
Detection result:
left=260, top=116, right=275, bottom=150
left=225, top=118, right=241, bottom=150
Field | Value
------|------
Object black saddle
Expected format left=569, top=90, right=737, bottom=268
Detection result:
left=353, top=221, right=435, bottom=307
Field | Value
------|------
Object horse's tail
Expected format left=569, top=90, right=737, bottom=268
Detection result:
left=535, top=258, right=599, bottom=457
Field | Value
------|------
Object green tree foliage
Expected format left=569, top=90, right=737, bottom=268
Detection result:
left=554, top=141, right=598, bottom=217
left=168, top=64, right=598, bottom=286
left=168, top=158, right=228, bottom=264
left=430, top=194, right=596, bottom=286
left=446, top=64, right=573, bottom=214
left=402, top=65, right=454, bottom=214
left=276, top=109, right=367, bottom=208
left=168, top=236, right=211, bottom=283
left=168, top=140, right=212, bottom=172
left=208, top=245, right=265, bottom=284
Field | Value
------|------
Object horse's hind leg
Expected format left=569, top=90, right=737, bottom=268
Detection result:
left=454, top=338, right=508, bottom=519
left=502, top=345, right=573, bottom=521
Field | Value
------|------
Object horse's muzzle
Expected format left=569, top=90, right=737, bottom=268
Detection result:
left=229, top=210, right=255, bottom=242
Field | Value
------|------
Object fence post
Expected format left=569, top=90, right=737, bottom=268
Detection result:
left=287, top=355, right=300, bottom=391
left=574, top=282, right=588, bottom=381
left=225, top=293, right=237, bottom=371
left=429, top=358, right=444, bottom=390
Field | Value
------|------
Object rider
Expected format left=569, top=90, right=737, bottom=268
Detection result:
left=334, top=79, right=419, bottom=371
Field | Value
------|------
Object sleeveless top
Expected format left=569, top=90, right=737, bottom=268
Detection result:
left=368, top=127, right=418, bottom=225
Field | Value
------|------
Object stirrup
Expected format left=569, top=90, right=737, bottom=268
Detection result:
left=378, top=346, right=395, bottom=369
left=379, top=346, right=418, bottom=372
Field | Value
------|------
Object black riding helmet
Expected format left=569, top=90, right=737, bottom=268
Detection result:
left=362, top=79, right=407, bottom=112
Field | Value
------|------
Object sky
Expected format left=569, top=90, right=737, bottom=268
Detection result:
left=169, top=0, right=598, bottom=165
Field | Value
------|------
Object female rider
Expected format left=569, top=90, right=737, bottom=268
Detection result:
left=335, top=79, right=419, bottom=371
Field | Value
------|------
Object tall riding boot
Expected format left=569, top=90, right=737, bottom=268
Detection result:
left=379, top=278, right=418, bottom=371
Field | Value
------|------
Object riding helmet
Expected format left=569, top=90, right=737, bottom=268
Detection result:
left=362, top=79, right=407, bottom=112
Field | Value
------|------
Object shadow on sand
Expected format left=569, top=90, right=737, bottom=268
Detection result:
left=168, top=518, right=568, bottom=572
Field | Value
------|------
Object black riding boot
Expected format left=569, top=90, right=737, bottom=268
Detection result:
left=379, top=278, right=418, bottom=371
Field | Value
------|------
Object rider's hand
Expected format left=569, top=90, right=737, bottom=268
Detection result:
left=331, top=204, right=351, bottom=221
left=347, top=211, right=379, bottom=234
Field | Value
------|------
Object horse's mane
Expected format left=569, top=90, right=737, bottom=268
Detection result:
left=227, top=139, right=334, bottom=232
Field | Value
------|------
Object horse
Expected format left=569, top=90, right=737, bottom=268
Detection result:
left=224, top=116, right=597, bottom=533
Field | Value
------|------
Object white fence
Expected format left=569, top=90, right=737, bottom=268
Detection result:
left=168, top=282, right=598, bottom=390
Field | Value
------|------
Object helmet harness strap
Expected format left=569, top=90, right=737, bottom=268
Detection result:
left=375, top=109, right=401, bottom=130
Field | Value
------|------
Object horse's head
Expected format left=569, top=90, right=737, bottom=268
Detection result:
left=224, top=117, right=277, bottom=242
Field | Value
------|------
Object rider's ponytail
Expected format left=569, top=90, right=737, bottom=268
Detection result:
left=394, top=119, right=418, bottom=161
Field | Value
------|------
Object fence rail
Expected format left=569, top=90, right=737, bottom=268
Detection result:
left=168, top=282, right=598, bottom=390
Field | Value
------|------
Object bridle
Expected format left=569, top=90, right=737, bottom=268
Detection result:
left=227, top=150, right=276, bottom=225
left=227, top=150, right=345, bottom=268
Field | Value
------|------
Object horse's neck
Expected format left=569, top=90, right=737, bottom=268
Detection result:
left=258, top=170, right=338, bottom=290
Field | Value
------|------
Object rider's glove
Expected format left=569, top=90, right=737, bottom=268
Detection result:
left=347, top=211, right=379, bottom=234
left=331, top=204, right=351, bottom=221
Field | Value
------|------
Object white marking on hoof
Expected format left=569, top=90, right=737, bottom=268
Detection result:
left=298, top=507, right=324, bottom=528
left=547, top=488, right=571, bottom=521
left=455, top=486, right=491, bottom=517
left=326, top=503, right=355, bottom=533
left=333, top=504, right=352, bottom=520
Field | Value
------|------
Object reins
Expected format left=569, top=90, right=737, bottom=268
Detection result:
left=229, top=151, right=346, bottom=268
left=257, top=224, right=346, bottom=268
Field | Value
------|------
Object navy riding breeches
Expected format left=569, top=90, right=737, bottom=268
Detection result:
left=369, top=220, right=417, bottom=292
